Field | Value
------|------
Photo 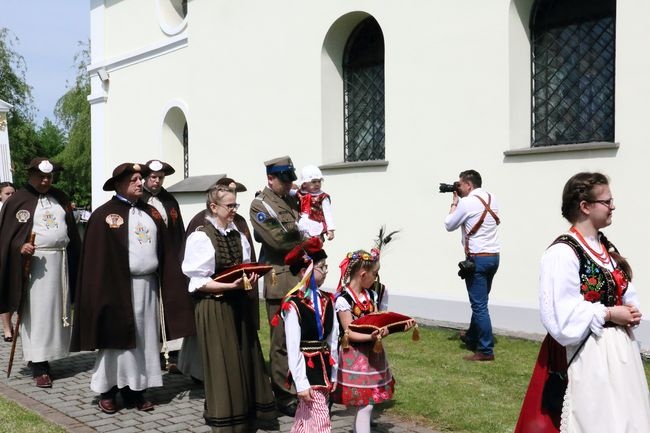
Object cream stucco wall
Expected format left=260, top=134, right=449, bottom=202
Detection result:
left=90, top=0, right=650, bottom=347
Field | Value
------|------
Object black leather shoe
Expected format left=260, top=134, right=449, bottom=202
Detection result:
left=277, top=401, right=297, bottom=417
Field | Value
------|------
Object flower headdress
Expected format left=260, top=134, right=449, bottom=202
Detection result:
left=336, top=226, right=399, bottom=292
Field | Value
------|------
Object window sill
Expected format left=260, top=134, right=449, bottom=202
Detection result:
left=319, top=160, right=389, bottom=171
left=503, top=142, right=619, bottom=157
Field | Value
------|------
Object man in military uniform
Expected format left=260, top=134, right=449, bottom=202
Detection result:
left=249, top=156, right=302, bottom=416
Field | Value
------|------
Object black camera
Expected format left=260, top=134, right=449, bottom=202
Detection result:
left=457, top=259, right=476, bottom=280
left=439, top=182, right=460, bottom=193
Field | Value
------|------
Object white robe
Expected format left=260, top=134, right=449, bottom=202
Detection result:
left=90, top=208, right=162, bottom=393
left=539, top=232, right=650, bottom=433
left=21, top=195, right=71, bottom=362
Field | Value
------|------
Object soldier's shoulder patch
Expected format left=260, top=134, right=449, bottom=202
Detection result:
left=16, top=209, right=30, bottom=223
left=256, top=212, right=267, bottom=223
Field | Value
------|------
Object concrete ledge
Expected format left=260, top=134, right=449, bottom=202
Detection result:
left=503, top=141, right=619, bottom=157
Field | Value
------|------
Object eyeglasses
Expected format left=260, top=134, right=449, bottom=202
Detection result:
left=590, top=198, right=614, bottom=209
left=218, top=203, right=240, bottom=211
left=314, top=264, right=328, bottom=274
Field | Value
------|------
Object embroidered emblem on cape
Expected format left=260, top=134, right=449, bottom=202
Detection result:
left=170, top=208, right=178, bottom=223
left=256, top=212, right=267, bottom=223
left=16, top=210, right=30, bottom=223
left=42, top=210, right=59, bottom=230
left=106, top=214, right=124, bottom=229
left=150, top=208, right=162, bottom=221
left=135, top=223, right=151, bottom=244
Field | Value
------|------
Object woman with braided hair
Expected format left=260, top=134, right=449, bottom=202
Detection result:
left=332, top=230, right=414, bottom=433
left=515, top=172, right=650, bottom=433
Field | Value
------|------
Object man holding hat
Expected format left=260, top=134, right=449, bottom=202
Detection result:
left=71, top=162, right=194, bottom=414
left=250, top=156, right=302, bottom=416
left=142, top=159, right=186, bottom=371
left=0, top=157, right=81, bottom=388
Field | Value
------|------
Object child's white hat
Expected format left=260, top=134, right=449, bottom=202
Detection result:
left=300, top=165, right=324, bottom=184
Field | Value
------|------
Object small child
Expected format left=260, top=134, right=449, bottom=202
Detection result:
left=333, top=243, right=413, bottom=433
left=295, top=165, right=335, bottom=240
left=280, top=237, right=339, bottom=433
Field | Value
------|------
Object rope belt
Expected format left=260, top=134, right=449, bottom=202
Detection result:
left=35, top=246, right=70, bottom=327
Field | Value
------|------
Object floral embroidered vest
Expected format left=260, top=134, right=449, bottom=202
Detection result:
left=553, top=234, right=629, bottom=306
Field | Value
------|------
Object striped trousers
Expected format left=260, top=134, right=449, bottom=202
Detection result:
left=291, top=388, right=331, bottom=433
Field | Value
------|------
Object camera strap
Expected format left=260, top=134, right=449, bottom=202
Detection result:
left=463, top=194, right=500, bottom=256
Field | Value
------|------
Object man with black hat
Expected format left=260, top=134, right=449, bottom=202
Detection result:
left=142, top=159, right=186, bottom=371
left=0, top=158, right=81, bottom=388
left=70, top=162, right=194, bottom=414
left=250, top=156, right=302, bottom=416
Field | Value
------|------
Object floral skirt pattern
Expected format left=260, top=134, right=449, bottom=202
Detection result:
left=332, top=341, right=394, bottom=406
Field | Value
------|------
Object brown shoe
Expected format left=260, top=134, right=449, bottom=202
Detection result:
left=135, top=400, right=154, bottom=411
left=98, top=398, right=118, bottom=414
left=463, top=352, right=494, bottom=362
left=35, top=374, right=52, bottom=388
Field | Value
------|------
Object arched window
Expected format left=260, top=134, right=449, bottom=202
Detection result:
left=343, top=17, right=385, bottom=161
left=531, top=0, right=615, bottom=146
left=183, top=122, right=189, bottom=178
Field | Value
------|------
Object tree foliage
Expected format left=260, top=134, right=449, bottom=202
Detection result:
left=54, top=44, right=91, bottom=207
left=0, top=28, right=40, bottom=185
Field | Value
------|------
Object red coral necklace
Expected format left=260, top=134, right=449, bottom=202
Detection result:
left=570, top=226, right=611, bottom=265
left=348, top=287, right=374, bottom=317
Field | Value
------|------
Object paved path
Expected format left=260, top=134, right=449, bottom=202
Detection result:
left=0, top=339, right=440, bottom=433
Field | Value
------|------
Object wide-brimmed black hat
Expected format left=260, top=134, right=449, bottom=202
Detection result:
left=145, top=159, right=175, bottom=176
left=27, top=157, right=63, bottom=174
left=216, top=177, right=247, bottom=193
left=102, top=162, right=151, bottom=191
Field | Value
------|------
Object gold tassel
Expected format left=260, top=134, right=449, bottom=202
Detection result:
left=373, top=334, right=383, bottom=353
left=412, top=324, right=420, bottom=342
left=271, top=268, right=278, bottom=287
left=243, top=270, right=252, bottom=290
left=341, top=330, right=350, bottom=350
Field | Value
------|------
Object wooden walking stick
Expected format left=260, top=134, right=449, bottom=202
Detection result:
left=7, top=232, right=36, bottom=379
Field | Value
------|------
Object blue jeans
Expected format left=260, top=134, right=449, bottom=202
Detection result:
left=464, top=255, right=499, bottom=356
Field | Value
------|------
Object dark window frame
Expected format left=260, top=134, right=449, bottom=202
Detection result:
left=530, top=0, right=616, bottom=147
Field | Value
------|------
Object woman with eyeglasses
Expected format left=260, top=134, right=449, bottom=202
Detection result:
left=515, top=172, right=650, bottom=433
left=182, top=184, right=275, bottom=432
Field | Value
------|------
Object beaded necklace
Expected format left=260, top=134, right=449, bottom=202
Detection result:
left=348, top=287, right=374, bottom=317
left=570, top=226, right=611, bottom=265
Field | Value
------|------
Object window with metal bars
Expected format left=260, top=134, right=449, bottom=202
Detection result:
left=183, top=122, right=189, bottom=178
left=343, top=17, right=385, bottom=161
left=531, top=0, right=615, bottom=146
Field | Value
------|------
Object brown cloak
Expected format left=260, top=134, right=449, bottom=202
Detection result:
left=142, top=186, right=185, bottom=257
left=70, top=197, right=195, bottom=351
left=0, top=184, right=81, bottom=313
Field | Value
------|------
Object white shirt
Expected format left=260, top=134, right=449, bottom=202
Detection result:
left=182, top=215, right=251, bottom=292
left=284, top=290, right=339, bottom=392
left=539, top=231, right=640, bottom=347
left=444, top=188, right=500, bottom=254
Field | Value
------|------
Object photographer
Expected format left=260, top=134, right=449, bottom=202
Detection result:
left=443, top=170, right=500, bottom=362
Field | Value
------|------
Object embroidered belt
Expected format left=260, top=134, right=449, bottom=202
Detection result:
left=300, top=340, right=329, bottom=352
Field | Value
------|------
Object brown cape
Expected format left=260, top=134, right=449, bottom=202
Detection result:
left=184, top=210, right=261, bottom=330
left=142, top=186, right=185, bottom=258
left=0, top=184, right=81, bottom=313
left=70, top=197, right=195, bottom=351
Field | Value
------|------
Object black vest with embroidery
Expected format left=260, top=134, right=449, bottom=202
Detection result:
left=286, top=290, right=335, bottom=388
left=552, top=234, right=629, bottom=306
left=339, top=288, right=377, bottom=321
left=198, top=224, right=243, bottom=274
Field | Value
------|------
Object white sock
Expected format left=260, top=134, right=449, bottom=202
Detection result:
left=353, top=404, right=373, bottom=433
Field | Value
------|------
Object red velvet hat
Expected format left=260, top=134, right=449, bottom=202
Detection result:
left=284, top=237, right=327, bottom=275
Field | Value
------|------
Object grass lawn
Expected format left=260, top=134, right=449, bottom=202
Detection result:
left=0, top=397, right=66, bottom=433
left=258, top=307, right=650, bottom=433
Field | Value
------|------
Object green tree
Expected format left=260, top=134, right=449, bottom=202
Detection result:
left=37, top=118, right=65, bottom=157
left=54, top=44, right=91, bottom=207
left=0, top=28, right=40, bottom=185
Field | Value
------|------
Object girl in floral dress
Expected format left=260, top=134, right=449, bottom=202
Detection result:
left=333, top=247, right=411, bottom=433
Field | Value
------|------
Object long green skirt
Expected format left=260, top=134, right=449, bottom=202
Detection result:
left=196, top=292, right=276, bottom=433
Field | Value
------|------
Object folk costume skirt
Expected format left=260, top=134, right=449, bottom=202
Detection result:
left=333, top=341, right=394, bottom=406
left=561, top=327, right=650, bottom=433
left=195, top=292, right=275, bottom=433
left=90, top=275, right=162, bottom=393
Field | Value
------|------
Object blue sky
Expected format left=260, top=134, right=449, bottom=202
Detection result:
left=0, top=1, right=90, bottom=126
